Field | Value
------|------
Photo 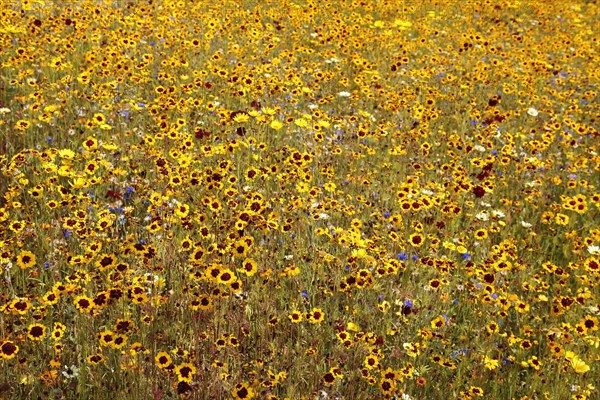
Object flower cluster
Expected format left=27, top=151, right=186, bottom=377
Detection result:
left=0, top=0, right=598, bottom=399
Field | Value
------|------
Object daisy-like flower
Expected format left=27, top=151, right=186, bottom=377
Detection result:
left=62, top=365, right=79, bottom=379
left=288, top=310, right=303, bottom=323
left=566, top=352, right=590, bottom=374
left=0, top=340, right=19, bottom=359
left=232, top=382, right=254, bottom=399
left=155, top=351, right=173, bottom=369
left=270, top=120, right=283, bottom=130
left=587, top=245, right=600, bottom=255
left=98, top=330, right=115, bottom=347
left=27, top=323, right=46, bottom=341
left=16, top=250, right=36, bottom=269
left=174, top=362, right=196, bottom=382
left=322, top=371, right=336, bottom=385
left=307, top=308, right=325, bottom=324
left=475, top=212, right=489, bottom=221
left=409, top=233, right=424, bottom=247
left=469, top=386, right=484, bottom=397
left=74, top=295, right=94, bottom=313
left=491, top=210, right=505, bottom=218
left=87, top=354, right=104, bottom=364
left=484, top=355, right=500, bottom=370
left=238, top=258, right=258, bottom=276
left=190, top=295, right=212, bottom=311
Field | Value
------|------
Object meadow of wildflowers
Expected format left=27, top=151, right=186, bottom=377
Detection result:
left=0, top=0, right=599, bottom=399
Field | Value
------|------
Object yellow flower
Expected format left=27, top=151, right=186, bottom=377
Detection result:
left=92, top=113, right=106, bottom=125
left=270, top=120, right=283, bottom=130
left=233, top=113, right=249, bottom=123
left=347, top=322, right=359, bottom=331
left=351, top=248, right=368, bottom=259
left=0, top=340, right=19, bottom=359
left=261, top=107, right=276, bottom=115
left=317, top=119, right=330, bottom=128
left=571, top=356, right=590, bottom=374
left=555, top=213, right=570, bottom=225
left=307, top=308, right=325, bottom=324
left=17, top=250, right=36, bottom=269
left=394, top=19, right=413, bottom=29
left=70, top=177, right=88, bottom=189
left=174, top=362, right=196, bottom=382
left=288, top=311, right=303, bottom=323
left=324, top=182, right=336, bottom=192
left=155, top=352, right=172, bottom=369
left=294, top=118, right=308, bottom=127
left=58, top=149, right=76, bottom=159
left=484, top=356, right=500, bottom=370
left=102, top=142, right=118, bottom=151
left=14, top=120, right=31, bottom=131
left=443, top=241, right=456, bottom=251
